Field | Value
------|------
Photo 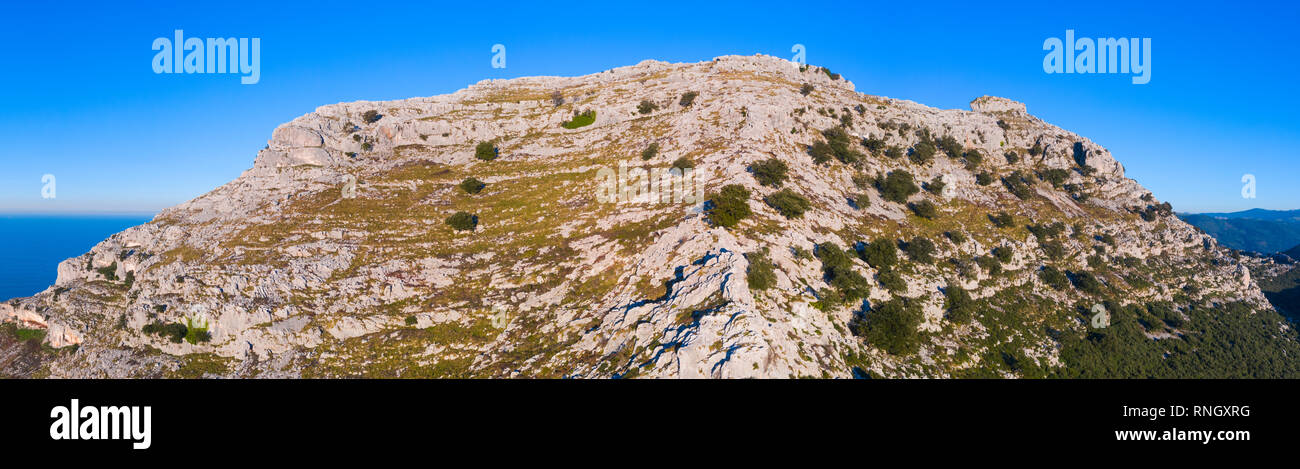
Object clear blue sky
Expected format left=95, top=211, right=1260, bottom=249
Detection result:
left=1, top=0, right=1296, bottom=214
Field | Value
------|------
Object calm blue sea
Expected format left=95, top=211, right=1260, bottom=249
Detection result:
left=0, top=215, right=154, bottom=301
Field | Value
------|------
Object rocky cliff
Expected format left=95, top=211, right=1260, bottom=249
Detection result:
left=4, top=55, right=1295, bottom=378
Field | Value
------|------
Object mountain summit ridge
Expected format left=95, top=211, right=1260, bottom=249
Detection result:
left=4, top=54, right=1292, bottom=379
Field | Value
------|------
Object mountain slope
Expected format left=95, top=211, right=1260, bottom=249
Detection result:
left=4, top=55, right=1298, bottom=378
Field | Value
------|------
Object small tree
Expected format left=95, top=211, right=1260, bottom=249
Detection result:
left=859, top=238, right=898, bottom=271
left=746, top=248, right=777, bottom=290
left=910, top=200, right=938, bottom=220
left=852, top=298, right=922, bottom=355
left=707, top=184, right=752, bottom=228
left=990, top=211, right=1015, bottom=228
left=904, top=237, right=935, bottom=263
left=800, top=83, right=815, bottom=96
left=944, top=285, right=975, bottom=324
left=908, top=141, right=937, bottom=165
left=877, top=170, right=919, bottom=204
left=751, top=158, right=789, bottom=187
left=446, top=212, right=478, bottom=231
left=1039, top=266, right=1069, bottom=290
left=459, top=177, right=486, bottom=194
left=550, top=91, right=564, bottom=107
left=671, top=157, right=694, bottom=171
left=641, top=142, right=659, bottom=161
left=362, top=110, right=382, bottom=124
left=475, top=141, right=498, bottom=161
left=765, top=189, right=811, bottom=219
left=637, top=100, right=659, bottom=114
left=679, top=91, right=698, bottom=107
left=924, top=176, right=946, bottom=194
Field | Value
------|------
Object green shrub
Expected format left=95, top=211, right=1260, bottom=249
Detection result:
left=852, top=298, right=922, bottom=355
left=909, top=141, right=936, bottom=165
left=877, top=170, right=919, bottom=204
left=459, top=177, right=486, bottom=194
left=1040, top=241, right=1065, bottom=259
left=992, top=246, right=1013, bottom=263
left=884, top=146, right=904, bottom=159
left=746, top=248, right=777, bottom=291
left=1003, top=171, right=1034, bottom=200
left=800, top=83, right=815, bottom=96
left=1040, top=266, right=1069, bottom=290
left=142, top=320, right=187, bottom=344
left=679, top=91, right=698, bottom=107
left=1028, top=142, right=1043, bottom=156
left=878, top=270, right=906, bottom=293
left=550, top=91, right=564, bottom=107
left=640, top=142, right=659, bottom=160
left=1027, top=222, right=1066, bottom=241
left=976, top=255, right=1002, bottom=275
left=910, top=200, right=938, bottom=219
left=362, top=110, right=381, bottom=124
left=765, top=189, right=811, bottom=219
left=944, top=285, right=975, bottom=324
left=1042, top=168, right=1069, bottom=188
left=938, top=135, right=963, bottom=159
left=637, top=100, right=659, bottom=114
left=808, top=140, right=835, bottom=164
left=815, top=243, right=871, bottom=303
left=671, top=157, right=694, bottom=172
left=820, top=127, right=862, bottom=164
left=474, top=141, right=498, bottom=161
left=859, top=238, right=898, bottom=270
left=1004, top=151, right=1020, bottom=164
left=862, top=137, right=885, bottom=154
left=853, top=193, right=871, bottom=209
left=989, top=211, right=1015, bottom=228
left=852, top=172, right=872, bottom=189
left=924, top=176, right=945, bottom=194
left=945, top=231, right=967, bottom=244
left=707, top=184, right=752, bottom=228
left=751, top=158, right=789, bottom=187
left=561, top=110, right=596, bottom=129
left=975, top=172, right=994, bottom=186
left=964, top=147, right=984, bottom=167
left=360, top=142, right=373, bottom=152
left=446, top=212, right=478, bottom=231
left=97, top=262, right=118, bottom=281
left=1071, top=271, right=1103, bottom=294
left=904, top=236, right=935, bottom=263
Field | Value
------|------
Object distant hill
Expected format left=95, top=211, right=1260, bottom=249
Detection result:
left=1178, top=210, right=1300, bottom=253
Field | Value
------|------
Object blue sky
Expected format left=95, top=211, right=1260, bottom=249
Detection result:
left=0, top=0, right=1296, bottom=214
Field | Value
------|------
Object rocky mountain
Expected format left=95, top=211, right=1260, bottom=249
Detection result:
left=4, top=55, right=1299, bottom=378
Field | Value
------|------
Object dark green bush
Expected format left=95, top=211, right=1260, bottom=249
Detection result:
left=679, top=91, right=698, bottom=107
left=671, top=157, right=694, bottom=171
left=641, top=142, right=659, bottom=161
left=908, top=141, right=936, bottom=165
left=1071, top=271, right=1103, bottom=294
left=945, top=231, right=967, bottom=244
left=1003, top=171, right=1034, bottom=200
left=97, top=262, right=118, bottom=281
left=1040, top=266, right=1069, bottom=290
left=975, top=172, right=994, bottom=186
left=405, top=315, right=418, bottom=326
left=1004, top=151, right=1020, bottom=164
left=808, top=140, right=835, bottom=164
left=910, top=200, right=938, bottom=219
left=964, top=147, right=984, bottom=167
left=746, top=248, right=777, bottom=291
left=944, top=285, right=975, bottom=324
left=924, top=176, right=945, bottom=194
left=852, top=298, right=922, bottom=355
left=142, top=320, right=188, bottom=344
left=800, top=83, right=815, bottom=96
left=459, top=177, right=486, bottom=194
left=992, top=246, right=1013, bottom=263
left=820, top=127, right=862, bottom=164
left=877, top=170, right=919, bottom=204
left=474, top=141, right=498, bottom=161
left=751, top=158, right=789, bottom=187
left=637, top=100, right=659, bottom=114
left=707, top=184, right=752, bottom=228
left=362, top=110, right=382, bottom=124
left=815, top=243, right=871, bottom=303
left=884, top=146, right=904, bottom=159
left=938, top=135, right=963, bottom=159
left=1042, top=168, right=1069, bottom=188
left=765, top=189, right=811, bottom=219
left=904, top=236, right=935, bottom=263
left=446, top=212, right=478, bottom=231
left=862, top=137, right=885, bottom=154
left=976, top=255, right=1002, bottom=275
left=1040, top=241, right=1065, bottom=259
left=878, top=270, right=906, bottom=293
left=859, top=238, right=898, bottom=270
left=989, top=211, right=1015, bottom=228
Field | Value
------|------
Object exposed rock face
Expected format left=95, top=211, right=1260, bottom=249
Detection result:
left=0, top=55, right=1281, bottom=378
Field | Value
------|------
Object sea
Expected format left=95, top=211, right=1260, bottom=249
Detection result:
left=0, top=214, right=154, bottom=301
